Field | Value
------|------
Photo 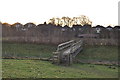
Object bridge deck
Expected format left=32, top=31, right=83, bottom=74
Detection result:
left=63, top=48, right=71, bottom=55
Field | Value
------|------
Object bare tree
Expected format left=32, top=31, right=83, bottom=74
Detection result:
left=78, top=15, right=92, bottom=26
left=47, top=15, right=92, bottom=27
left=48, top=17, right=56, bottom=25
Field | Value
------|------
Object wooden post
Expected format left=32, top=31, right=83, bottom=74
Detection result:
left=69, top=54, right=73, bottom=65
left=66, top=54, right=70, bottom=66
left=58, top=52, right=62, bottom=64
left=52, top=52, right=60, bottom=64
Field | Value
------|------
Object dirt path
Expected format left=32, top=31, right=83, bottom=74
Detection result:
left=76, top=59, right=119, bottom=66
left=2, top=57, right=119, bottom=66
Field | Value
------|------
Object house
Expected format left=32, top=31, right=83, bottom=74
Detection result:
left=106, top=26, right=113, bottom=31
left=61, top=25, right=70, bottom=32
left=24, top=23, right=36, bottom=28
left=94, top=25, right=105, bottom=34
left=113, top=26, right=120, bottom=30
left=72, top=25, right=82, bottom=31
left=22, top=23, right=36, bottom=31
left=2, top=23, right=11, bottom=27
left=11, top=22, right=23, bottom=31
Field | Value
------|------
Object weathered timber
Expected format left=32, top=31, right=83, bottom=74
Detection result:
left=52, top=39, right=83, bottom=65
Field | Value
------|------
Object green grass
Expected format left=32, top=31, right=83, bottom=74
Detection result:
left=2, top=59, right=119, bottom=78
left=3, top=42, right=118, bottom=62
left=76, top=45, right=118, bottom=61
left=2, top=43, right=119, bottom=78
left=2, top=42, right=56, bottom=58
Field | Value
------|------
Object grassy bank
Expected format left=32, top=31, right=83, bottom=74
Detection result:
left=3, top=42, right=118, bottom=62
left=76, top=45, right=118, bottom=62
left=2, top=42, right=56, bottom=58
left=2, top=59, right=119, bottom=78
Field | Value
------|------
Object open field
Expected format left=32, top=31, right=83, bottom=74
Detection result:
left=2, top=42, right=119, bottom=78
left=2, top=59, right=119, bottom=78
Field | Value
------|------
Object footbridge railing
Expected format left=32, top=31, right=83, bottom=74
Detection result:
left=52, top=39, right=83, bottom=65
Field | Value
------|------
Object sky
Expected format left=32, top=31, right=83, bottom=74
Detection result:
left=0, top=0, right=119, bottom=26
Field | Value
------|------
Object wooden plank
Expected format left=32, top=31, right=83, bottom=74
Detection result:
left=72, top=47, right=83, bottom=57
left=58, top=40, right=74, bottom=47
left=63, top=48, right=71, bottom=55
left=57, top=40, right=74, bottom=51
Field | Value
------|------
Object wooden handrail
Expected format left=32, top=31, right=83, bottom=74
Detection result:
left=70, top=40, right=82, bottom=53
left=57, top=40, right=74, bottom=51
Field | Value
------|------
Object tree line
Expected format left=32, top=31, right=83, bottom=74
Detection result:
left=47, top=15, right=92, bottom=27
left=2, top=21, right=120, bottom=45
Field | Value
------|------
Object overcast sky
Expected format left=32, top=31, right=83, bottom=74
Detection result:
left=0, top=0, right=119, bottom=26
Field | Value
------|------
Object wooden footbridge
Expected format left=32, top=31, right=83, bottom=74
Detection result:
left=52, top=39, right=83, bottom=65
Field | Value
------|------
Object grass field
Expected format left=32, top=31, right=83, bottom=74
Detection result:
left=2, top=42, right=118, bottom=62
left=2, top=42, right=119, bottom=78
left=76, top=45, right=118, bottom=61
left=2, top=42, right=56, bottom=58
left=2, top=59, right=119, bottom=78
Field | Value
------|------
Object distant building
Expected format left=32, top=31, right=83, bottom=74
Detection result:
left=94, top=25, right=105, bottom=34
left=106, top=26, right=113, bottom=31
left=2, top=23, right=11, bottom=27
left=11, top=22, right=23, bottom=31
left=24, top=23, right=36, bottom=28
left=113, top=26, right=120, bottom=31
left=96, top=28, right=101, bottom=33
left=77, top=34, right=98, bottom=38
